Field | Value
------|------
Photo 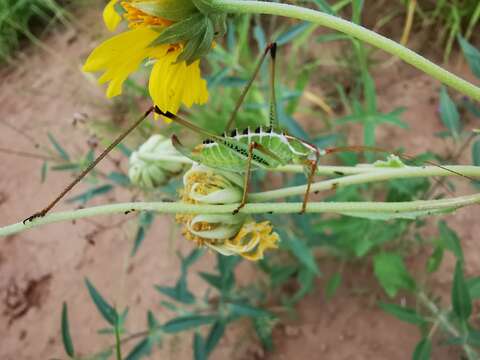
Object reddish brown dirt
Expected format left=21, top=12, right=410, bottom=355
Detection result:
left=1, top=4, right=479, bottom=360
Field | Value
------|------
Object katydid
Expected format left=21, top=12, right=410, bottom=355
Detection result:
left=24, top=43, right=473, bottom=223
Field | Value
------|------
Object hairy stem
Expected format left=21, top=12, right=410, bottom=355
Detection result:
left=250, top=165, right=480, bottom=201
left=419, top=292, right=478, bottom=360
left=2, top=193, right=480, bottom=237
left=210, top=0, right=480, bottom=100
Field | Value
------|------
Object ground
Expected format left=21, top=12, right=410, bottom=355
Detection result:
left=0, top=4, right=479, bottom=360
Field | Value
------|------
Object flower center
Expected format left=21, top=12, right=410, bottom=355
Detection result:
left=121, top=1, right=172, bottom=29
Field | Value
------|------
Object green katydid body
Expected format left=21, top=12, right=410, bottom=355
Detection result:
left=190, top=126, right=323, bottom=173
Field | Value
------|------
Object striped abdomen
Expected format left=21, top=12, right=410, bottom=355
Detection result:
left=193, top=127, right=316, bottom=173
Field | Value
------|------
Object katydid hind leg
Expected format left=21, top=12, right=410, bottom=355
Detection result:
left=23, top=106, right=155, bottom=224
left=301, top=148, right=320, bottom=214
left=233, top=141, right=259, bottom=215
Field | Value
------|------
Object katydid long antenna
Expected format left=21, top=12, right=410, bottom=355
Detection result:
left=224, top=43, right=278, bottom=132
left=324, top=145, right=476, bottom=182
left=23, top=106, right=155, bottom=224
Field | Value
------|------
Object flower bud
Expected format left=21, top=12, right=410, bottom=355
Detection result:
left=129, top=134, right=184, bottom=189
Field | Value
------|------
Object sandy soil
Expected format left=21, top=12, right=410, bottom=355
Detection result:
left=0, top=4, right=479, bottom=360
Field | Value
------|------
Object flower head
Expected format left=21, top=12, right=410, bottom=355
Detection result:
left=129, top=134, right=185, bottom=189
left=177, top=165, right=279, bottom=261
left=84, top=0, right=225, bottom=116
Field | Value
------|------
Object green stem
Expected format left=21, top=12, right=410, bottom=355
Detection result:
left=2, top=193, right=480, bottom=237
left=250, top=165, right=480, bottom=202
left=210, top=0, right=480, bottom=100
left=419, top=292, right=478, bottom=360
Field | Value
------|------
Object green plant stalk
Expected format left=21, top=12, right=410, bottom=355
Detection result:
left=209, top=0, right=480, bottom=101
left=419, top=292, right=478, bottom=360
left=2, top=193, right=480, bottom=238
left=249, top=165, right=480, bottom=201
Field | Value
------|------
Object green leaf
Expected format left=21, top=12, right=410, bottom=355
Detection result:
left=205, top=322, right=225, bottom=355
left=467, top=277, right=480, bottom=300
left=282, top=236, right=320, bottom=275
left=472, top=139, right=480, bottom=167
left=107, top=172, right=130, bottom=187
left=458, top=36, right=480, bottom=79
left=162, top=315, right=217, bottom=333
left=50, top=163, right=81, bottom=171
left=61, top=303, right=75, bottom=358
left=378, top=302, right=426, bottom=326
left=373, top=253, right=415, bottom=297
left=276, top=22, right=311, bottom=46
left=131, top=212, right=155, bottom=257
left=149, top=13, right=206, bottom=46
left=228, top=303, right=271, bottom=318
left=155, top=285, right=195, bottom=305
left=438, top=221, right=464, bottom=262
left=41, top=161, right=48, bottom=183
left=193, top=333, right=206, bottom=360
left=253, top=316, right=276, bottom=351
left=198, top=272, right=222, bottom=290
left=412, top=338, right=432, bottom=360
left=125, top=338, right=151, bottom=360
left=48, top=132, right=70, bottom=161
left=85, top=278, right=117, bottom=326
left=311, top=0, right=336, bottom=14
left=426, top=244, right=444, bottom=273
left=439, top=86, right=460, bottom=138
left=147, top=311, right=160, bottom=330
left=66, top=185, right=114, bottom=204
left=452, top=260, right=472, bottom=321
left=325, top=272, right=342, bottom=299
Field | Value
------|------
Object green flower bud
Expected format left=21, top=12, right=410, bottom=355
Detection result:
left=129, top=134, right=184, bottom=189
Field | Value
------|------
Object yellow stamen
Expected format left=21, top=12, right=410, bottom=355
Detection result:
left=121, top=1, right=172, bottom=29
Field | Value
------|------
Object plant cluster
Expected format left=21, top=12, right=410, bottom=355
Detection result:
left=1, top=0, right=480, bottom=359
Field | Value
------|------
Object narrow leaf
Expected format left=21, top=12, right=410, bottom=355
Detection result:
left=228, top=303, right=271, bottom=318
left=467, top=277, right=480, bottom=300
left=205, top=322, right=225, bottom=355
left=48, top=132, right=70, bottom=161
left=458, top=36, right=480, bottom=79
left=438, top=221, right=463, bottom=262
left=85, top=278, right=117, bottom=326
left=413, top=338, right=432, bottom=360
left=379, top=302, right=426, bottom=326
left=282, top=236, right=320, bottom=275
left=162, top=315, right=217, bottom=333
left=452, top=260, right=472, bottom=321
left=125, top=338, right=151, bottom=360
left=426, top=245, right=444, bottom=273
left=61, top=303, right=75, bottom=358
left=193, top=333, right=206, bottom=360
left=473, top=139, right=480, bottom=167
left=325, top=272, right=342, bottom=299
left=439, top=86, right=460, bottom=138
left=66, top=184, right=114, bottom=204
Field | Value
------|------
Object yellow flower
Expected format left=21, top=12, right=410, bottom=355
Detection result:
left=177, top=165, right=280, bottom=261
left=84, top=0, right=208, bottom=115
left=204, top=221, right=280, bottom=261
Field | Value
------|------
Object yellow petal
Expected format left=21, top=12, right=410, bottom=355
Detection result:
left=149, top=48, right=208, bottom=115
left=83, top=28, right=164, bottom=98
left=103, top=0, right=122, bottom=32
